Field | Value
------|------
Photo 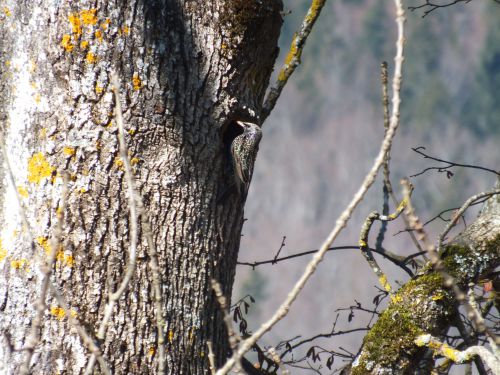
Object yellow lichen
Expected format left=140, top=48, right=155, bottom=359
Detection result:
left=130, top=157, right=139, bottom=166
left=278, top=34, right=300, bottom=82
left=94, top=29, right=103, bottom=42
left=11, top=258, right=29, bottom=270
left=100, top=18, right=111, bottom=30
left=62, top=147, right=76, bottom=157
left=68, top=13, right=82, bottom=36
left=79, top=188, right=87, bottom=194
left=120, top=25, right=130, bottom=35
left=114, top=157, right=124, bottom=168
left=148, top=347, right=156, bottom=356
left=390, top=294, right=403, bottom=303
left=3, top=7, right=11, bottom=17
left=51, top=306, right=66, bottom=320
left=358, top=239, right=367, bottom=248
left=0, top=239, right=7, bottom=262
left=17, top=185, right=28, bottom=198
left=80, top=9, right=97, bottom=26
left=57, top=253, right=74, bottom=267
left=431, top=292, right=444, bottom=301
left=379, top=274, right=392, bottom=293
left=34, top=93, right=41, bottom=104
left=168, top=330, right=174, bottom=343
left=37, top=237, right=74, bottom=267
left=80, top=40, right=89, bottom=50
left=85, top=52, right=98, bottom=64
left=128, top=128, right=136, bottom=135
left=132, top=73, right=142, bottom=90
left=28, top=153, right=55, bottom=184
left=39, top=128, right=47, bottom=138
left=61, top=34, right=75, bottom=52
left=95, top=83, right=104, bottom=94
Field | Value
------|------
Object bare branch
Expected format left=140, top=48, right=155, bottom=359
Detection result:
left=20, top=175, right=69, bottom=375
left=216, top=1, right=407, bottom=372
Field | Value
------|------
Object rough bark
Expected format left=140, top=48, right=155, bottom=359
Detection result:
left=344, top=191, right=500, bottom=375
left=0, top=1, right=282, bottom=374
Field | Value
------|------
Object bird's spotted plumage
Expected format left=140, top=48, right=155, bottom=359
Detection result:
left=230, top=121, right=262, bottom=196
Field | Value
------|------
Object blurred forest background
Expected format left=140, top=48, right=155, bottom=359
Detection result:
left=233, top=0, right=500, bottom=372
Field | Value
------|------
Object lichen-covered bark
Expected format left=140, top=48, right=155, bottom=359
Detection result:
left=0, top=1, right=282, bottom=374
left=345, top=192, right=500, bottom=375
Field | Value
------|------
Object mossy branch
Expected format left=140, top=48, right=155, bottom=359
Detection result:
left=261, top=0, right=326, bottom=123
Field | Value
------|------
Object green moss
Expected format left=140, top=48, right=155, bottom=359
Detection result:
left=353, top=274, right=446, bottom=374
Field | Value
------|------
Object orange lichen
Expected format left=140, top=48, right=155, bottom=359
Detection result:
left=80, top=9, right=97, bottom=26
left=85, top=52, right=98, bottom=64
left=68, top=13, right=82, bottom=36
left=100, top=18, right=111, bottom=30
left=94, top=29, right=103, bottom=42
left=148, top=347, right=156, bottom=357
left=80, top=40, right=89, bottom=50
left=132, top=73, right=142, bottom=90
left=119, top=25, right=130, bottom=35
left=61, top=34, right=75, bottom=52
left=51, top=306, right=66, bottom=320
left=27, top=152, right=55, bottom=184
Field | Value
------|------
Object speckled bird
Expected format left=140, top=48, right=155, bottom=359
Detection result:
left=230, top=121, right=262, bottom=196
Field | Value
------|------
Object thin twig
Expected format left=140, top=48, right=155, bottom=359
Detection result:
left=49, top=283, right=111, bottom=374
left=408, top=0, right=473, bottom=18
left=410, top=146, right=500, bottom=178
left=261, top=0, right=327, bottom=123
left=207, top=341, right=216, bottom=375
left=216, top=2, right=407, bottom=372
left=211, top=279, right=242, bottom=372
left=85, top=72, right=140, bottom=375
left=20, top=176, right=70, bottom=375
left=359, top=193, right=411, bottom=294
left=136, top=197, right=167, bottom=374
left=237, top=245, right=414, bottom=276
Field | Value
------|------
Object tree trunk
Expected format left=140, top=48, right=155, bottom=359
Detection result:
left=0, top=1, right=282, bottom=374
